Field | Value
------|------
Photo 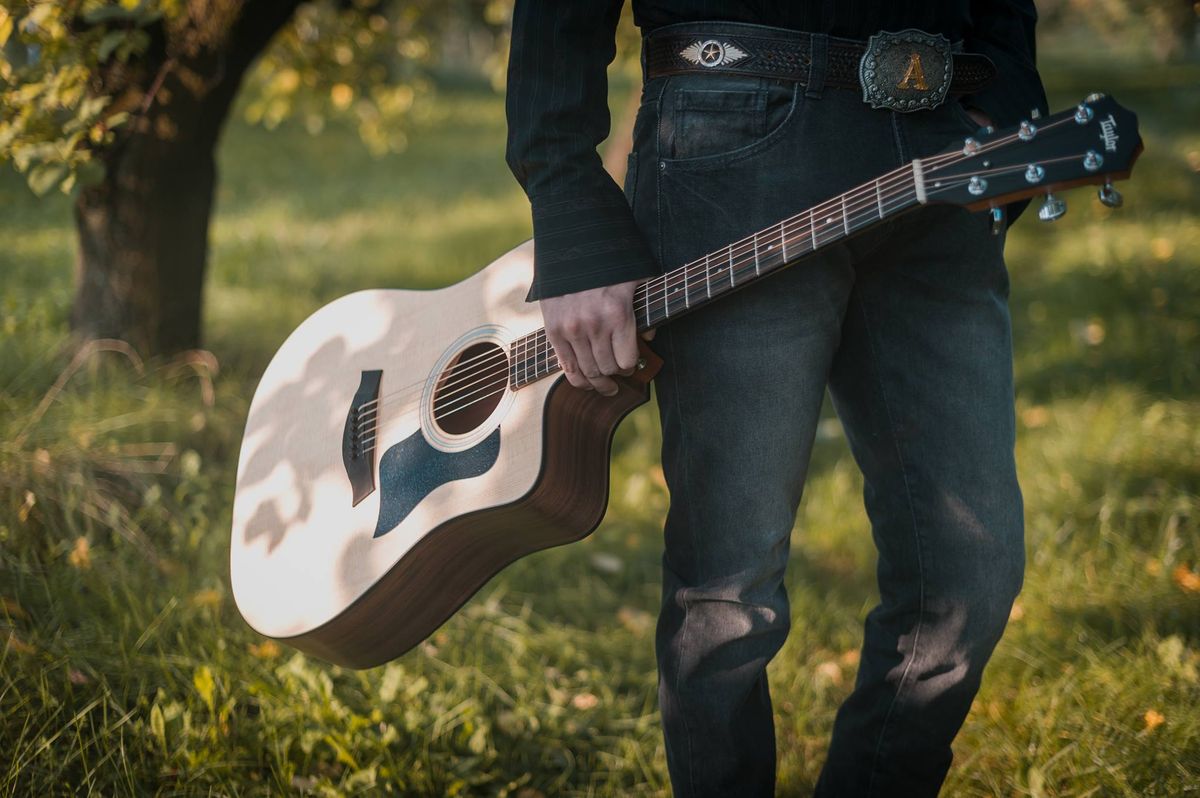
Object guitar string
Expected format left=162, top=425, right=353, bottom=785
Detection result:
left=361, top=147, right=1089, bottom=452
left=355, top=161, right=936, bottom=447
left=351, top=145, right=982, bottom=419
left=512, top=117, right=1082, bottom=382
left=357, top=162, right=985, bottom=452
left=360, top=147, right=1098, bottom=451
left=518, top=114, right=1079, bottom=370
left=351, top=152, right=945, bottom=425
left=353, top=149, right=958, bottom=429
left=355, top=112, right=1080, bottom=422
left=359, top=116, right=1088, bottom=448
left=358, top=148, right=1076, bottom=451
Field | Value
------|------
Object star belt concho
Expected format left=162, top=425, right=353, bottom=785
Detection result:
left=858, top=29, right=953, bottom=112
left=680, top=39, right=749, bottom=68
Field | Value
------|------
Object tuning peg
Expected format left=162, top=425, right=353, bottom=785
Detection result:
left=990, top=206, right=1005, bottom=236
left=1030, top=108, right=1042, bottom=120
left=1085, top=92, right=1106, bottom=103
left=1098, top=181, right=1123, bottom=208
left=1038, top=193, right=1067, bottom=222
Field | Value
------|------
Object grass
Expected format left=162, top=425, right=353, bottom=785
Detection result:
left=1, top=57, right=1198, bottom=796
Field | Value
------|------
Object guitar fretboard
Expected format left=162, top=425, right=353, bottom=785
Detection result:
left=508, top=161, right=924, bottom=389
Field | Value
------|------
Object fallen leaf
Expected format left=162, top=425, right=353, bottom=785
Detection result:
left=1144, top=709, right=1165, bottom=731
left=1, top=597, right=29, bottom=620
left=571, top=693, right=599, bottom=710
left=1150, top=238, right=1175, bottom=262
left=193, top=665, right=215, bottom=711
left=190, top=588, right=223, bottom=608
left=1173, top=565, right=1200, bottom=594
left=815, top=661, right=843, bottom=687
left=616, top=606, right=653, bottom=637
left=248, top=640, right=281, bottom=659
left=1021, top=406, right=1050, bottom=428
left=6, top=632, right=36, bottom=655
left=68, top=537, right=91, bottom=570
left=18, top=491, right=35, bottom=523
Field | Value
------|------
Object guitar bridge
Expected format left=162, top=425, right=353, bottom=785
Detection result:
left=343, top=369, right=382, bottom=506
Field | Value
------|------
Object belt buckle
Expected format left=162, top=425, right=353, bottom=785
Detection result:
left=859, top=29, right=953, bottom=112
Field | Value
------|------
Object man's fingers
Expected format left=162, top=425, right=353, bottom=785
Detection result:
left=612, top=322, right=639, bottom=376
left=548, top=333, right=590, bottom=390
left=538, top=279, right=644, bottom=397
left=590, top=332, right=623, bottom=379
left=567, top=333, right=615, bottom=394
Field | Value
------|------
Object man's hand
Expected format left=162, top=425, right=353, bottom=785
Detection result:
left=540, top=280, right=653, bottom=397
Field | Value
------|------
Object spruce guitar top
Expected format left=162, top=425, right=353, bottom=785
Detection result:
left=230, top=95, right=1141, bottom=668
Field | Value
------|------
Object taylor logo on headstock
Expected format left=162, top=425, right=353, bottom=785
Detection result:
left=859, top=29, right=953, bottom=112
left=1099, top=114, right=1120, bottom=152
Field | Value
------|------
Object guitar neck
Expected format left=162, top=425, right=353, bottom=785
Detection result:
left=630, top=161, right=925, bottom=331
left=509, top=161, right=926, bottom=389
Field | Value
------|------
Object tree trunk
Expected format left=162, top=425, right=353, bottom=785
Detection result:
left=70, top=1, right=302, bottom=356
left=72, top=97, right=221, bottom=356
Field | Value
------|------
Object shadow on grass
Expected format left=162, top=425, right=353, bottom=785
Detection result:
left=1011, top=263, right=1200, bottom=403
left=1051, top=595, right=1200, bottom=648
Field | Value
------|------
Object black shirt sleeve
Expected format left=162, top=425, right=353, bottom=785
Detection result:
left=964, top=0, right=1048, bottom=128
left=505, top=0, right=660, bottom=301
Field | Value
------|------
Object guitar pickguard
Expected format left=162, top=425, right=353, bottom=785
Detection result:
left=373, top=428, right=501, bottom=538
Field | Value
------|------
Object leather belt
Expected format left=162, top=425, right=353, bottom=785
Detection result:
left=644, top=22, right=996, bottom=108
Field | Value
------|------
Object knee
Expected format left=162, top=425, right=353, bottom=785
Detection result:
left=961, top=537, right=1025, bottom=645
left=659, top=582, right=791, bottom=684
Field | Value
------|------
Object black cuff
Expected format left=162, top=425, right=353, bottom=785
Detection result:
left=526, top=183, right=659, bottom=301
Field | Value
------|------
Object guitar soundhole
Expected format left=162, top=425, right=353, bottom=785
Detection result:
left=432, top=341, right=509, bottom=435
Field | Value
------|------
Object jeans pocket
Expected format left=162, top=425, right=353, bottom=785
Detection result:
left=660, top=75, right=799, bottom=169
left=673, top=87, right=767, bottom=160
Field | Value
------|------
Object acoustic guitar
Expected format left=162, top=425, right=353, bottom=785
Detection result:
left=230, top=94, right=1141, bottom=668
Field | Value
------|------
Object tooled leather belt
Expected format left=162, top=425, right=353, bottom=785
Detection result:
left=644, top=22, right=996, bottom=113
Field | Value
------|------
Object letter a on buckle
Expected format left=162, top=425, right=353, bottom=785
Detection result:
left=859, top=30, right=953, bottom=112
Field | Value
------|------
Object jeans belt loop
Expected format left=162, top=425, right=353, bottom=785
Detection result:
left=805, top=33, right=828, bottom=99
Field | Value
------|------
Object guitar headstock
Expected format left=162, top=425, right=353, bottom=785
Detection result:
left=922, top=94, right=1142, bottom=219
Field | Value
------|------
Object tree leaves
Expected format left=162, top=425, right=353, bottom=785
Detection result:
left=0, top=2, right=153, bottom=196
left=0, top=1, right=503, bottom=197
left=0, top=8, right=14, bottom=49
left=27, top=161, right=67, bottom=195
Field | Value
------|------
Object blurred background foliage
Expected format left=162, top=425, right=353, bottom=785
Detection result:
left=1, top=1, right=1191, bottom=357
left=1, top=0, right=1195, bottom=197
left=0, top=0, right=514, bottom=195
left=1, top=2, right=1199, bottom=796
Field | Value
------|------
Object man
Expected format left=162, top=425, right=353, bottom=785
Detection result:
left=506, top=3, right=1046, bottom=795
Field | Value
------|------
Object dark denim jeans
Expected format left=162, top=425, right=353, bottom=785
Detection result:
left=625, top=35, right=1025, bottom=798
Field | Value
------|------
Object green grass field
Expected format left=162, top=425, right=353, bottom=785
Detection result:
left=2, top=57, right=1198, bottom=796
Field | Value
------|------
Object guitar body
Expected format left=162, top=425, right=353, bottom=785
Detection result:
left=230, top=240, right=656, bottom=668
